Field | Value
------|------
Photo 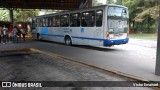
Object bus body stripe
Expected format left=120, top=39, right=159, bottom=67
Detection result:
left=72, top=36, right=104, bottom=40
left=41, top=34, right=64, bottom=37
left=41, top=34, right=104, bottom=40
left=40, top=34, right=129, bottom=46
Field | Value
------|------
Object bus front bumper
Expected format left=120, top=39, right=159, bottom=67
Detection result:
left=103, top=38, right=129, bottom=46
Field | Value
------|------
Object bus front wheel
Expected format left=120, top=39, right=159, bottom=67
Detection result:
left=65, top=37, right=72, bottom=46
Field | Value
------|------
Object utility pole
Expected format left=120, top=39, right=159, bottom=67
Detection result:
left=155, top=4, right=160, bottom=75
left=8, top=8, right=13, bottom=23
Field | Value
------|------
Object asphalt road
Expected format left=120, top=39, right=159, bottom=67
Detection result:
left=29, top=39, right=158, bottom=81
left=0, top=38, right=159, bottom=90
left=0, top=51, right=154, bottom=90
left=0, top=38, right=158, bottom=82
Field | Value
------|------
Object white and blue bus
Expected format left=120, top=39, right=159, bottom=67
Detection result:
left=32, top=4, right=129, bottom=47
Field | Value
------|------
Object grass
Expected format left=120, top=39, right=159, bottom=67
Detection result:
left=128, top=33, right=157, bottom=40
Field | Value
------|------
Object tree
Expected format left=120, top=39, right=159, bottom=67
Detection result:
left=107, top=0, right=115, bottom=4
left=116, top=0, right=123, bottom=5
left=134, top=5, right=159, bottom=32
left=134, top=0, right=159, bottom=33
left=116, top=0, right=142, bottom=31
left=93, top=0, right=103, bottom=6
left=116, top=0, right=160, bottom=33
left=0, top=9, right=9, bottom=21
left=14, top=9, right=39, bottom=22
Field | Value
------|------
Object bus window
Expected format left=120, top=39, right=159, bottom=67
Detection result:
left=108, top=6, right=129, bottom=34
left=48, top=17, right=53, bottom=27
left=70, top=13, right=80, bottom=27
left=46, top=18, right=49, bottom=27
left=60, top=14, right=69, bottom=27
left=53, top=16, right=56, bottom=27
left=36, top=18, right=39, bottom=27
left=40, top=18, right=43, bottom=27
left=122, top=9, right=128, bottom=19
left=32, top=18, right=36, bottom=29
left=108, top=7, right=122, bottom=18
left=42, top=18, right=46, bottom=27
left=53, top=15, right=60, bottom=27
left=96, top=10, right=103, bottom=27
left=37, top=18, right=41, bottom=27
left=82, top=11, right=95, bottom=27
left=55, top=16, right=60, bottom=27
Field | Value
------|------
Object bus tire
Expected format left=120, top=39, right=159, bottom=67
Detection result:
left=65, top=37, right=72, bottom=46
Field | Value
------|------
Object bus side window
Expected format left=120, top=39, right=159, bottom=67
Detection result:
left=46, top=18, right=49, bottom=27
left=60, top=14, right=69, bottom=27
left=48, top=17, right=53, bottom=27
left=53, top=16, right=56, bottom=27
left=96, top=10, right=103, bottom=27
left=53, top=16, right=60, bottom=27
left=82, top=11, right=95, bottom=27
left=56, top=16, right=60, bottom=27
left=81, top=17, right=87, bottom=27
left=122, top=9, right=128, bottom=18
left=32, top=19, right=36, bottom=29
left=38, top=18, right=43, bottom=27
left=70, top=13, right=80, bottom=27
left=36, top=18, right=39, bottom=27
left=122, top=9, right=127, bottom=15
left=42, top=18, right=46, bottom=27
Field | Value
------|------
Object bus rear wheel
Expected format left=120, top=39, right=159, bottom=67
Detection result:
left=65, top=37, right=72, bottom=46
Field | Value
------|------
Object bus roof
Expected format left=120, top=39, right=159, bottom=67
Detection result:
left=33, top=4, right=128, bottom=18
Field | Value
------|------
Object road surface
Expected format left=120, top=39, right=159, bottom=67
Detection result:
left=0, top=51, right=154, bottom=90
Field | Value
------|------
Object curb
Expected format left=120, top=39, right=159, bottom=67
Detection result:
left=30, top=48, right=149, bottom=81
left=31, top=48, right=160, bottom=89
left=0, top=48, right=31, bottom=53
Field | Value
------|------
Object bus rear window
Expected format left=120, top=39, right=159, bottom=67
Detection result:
left=108, top=6, right=128, bottom=18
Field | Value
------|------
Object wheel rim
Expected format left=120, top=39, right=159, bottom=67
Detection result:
left=66, top=38, right=71, bottom=45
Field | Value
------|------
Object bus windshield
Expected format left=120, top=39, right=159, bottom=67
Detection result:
left=107, top=6, right=129, bottom=34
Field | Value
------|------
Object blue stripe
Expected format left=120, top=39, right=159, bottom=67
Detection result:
left=72, top=36, right=104, bottom=40
left=103, top=38, right=129, bottom=46
left=41, top=34, right=64, bottom=37
left=41, top=27, right=48, bottom=34
left=41, top=34, right=104, bottom=41
left=40, top=34, right=129, bottom=46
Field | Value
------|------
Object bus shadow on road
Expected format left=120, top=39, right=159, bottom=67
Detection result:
left=38, top=40, right=122, bottom=52
left=38, top=40, right=66, bottom=45
left=72, top=45, right=121, bottom=52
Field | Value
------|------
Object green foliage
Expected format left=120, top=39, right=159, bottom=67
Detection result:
left=92, top=0, right=103, bottom=6
left=0, top=9, right=39, bottom=22
left=14, top=10, right=39, bottom=22
left=116, top=0, right=159, bottom=33
left=0, top=9, right=9, bottom=21
left=129, top=33, right=157, bottom=40
left=135, top=5, right=159, bottom=21
left=107, top=0, right=115, bottom=4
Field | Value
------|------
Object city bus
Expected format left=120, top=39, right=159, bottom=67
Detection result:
left=32, top=4, right=129, bottom=47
